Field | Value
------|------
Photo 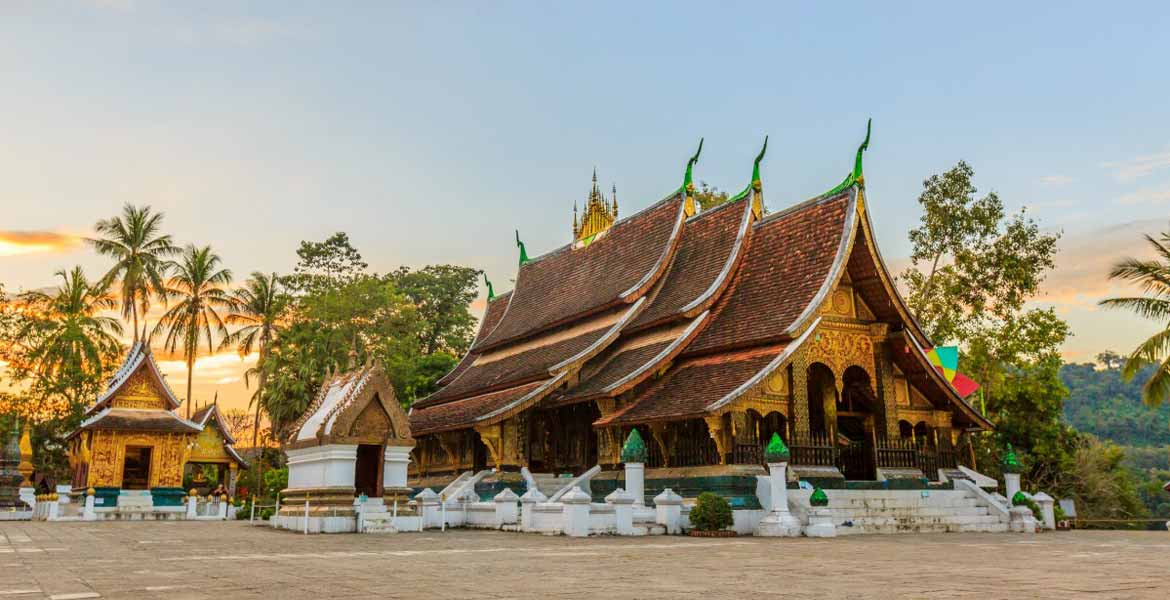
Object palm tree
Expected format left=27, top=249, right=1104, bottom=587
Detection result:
left=1100, top=225, right=1170, bottom=407
left=88, top=204, right=178, bottom=343
left=220, top=272, right=287, bottom=448
left=17, top=267, right=123, bottom=405
left=152, top=245, right=234, bottom=418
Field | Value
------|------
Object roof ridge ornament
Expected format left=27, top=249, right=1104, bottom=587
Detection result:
left=515, top=230, right=529, bottom=266
left=484, top=273, right=495, bottom=302
left=822, top=118, right=872, bottom=199
left=682, top=138, right=703, bottom=217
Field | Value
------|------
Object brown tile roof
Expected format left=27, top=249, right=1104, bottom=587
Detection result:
left=79, top=408, right=202, bottom=434
left=476, top=194, right=684, bottom=350
left=630, top=197, right=750, bottom=330
left=435, top=291, right=513, bottom=388
left=410, top=381, right=547, bottom=435
left=597, top=347, right=785, bottom=426
left=686, top=191, right=854, bottom=355
left=414, top=325, right=609, bottom=408
left=566, top=340, right=673, bottom=400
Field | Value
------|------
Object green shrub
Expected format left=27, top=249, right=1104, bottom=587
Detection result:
left=1012, top=491, right=1042, bottom=520
left=688, top=492, right=733, bottom=531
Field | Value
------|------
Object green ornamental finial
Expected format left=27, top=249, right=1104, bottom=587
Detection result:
left=1001, top=443, right=1023, bottom=474
left=682, top=138, right=704, bottom=194
left=752, top=135, right=768, bottom=188
left=484, top=273, right=495, bottom=302
left=809, top=487, right=829, bottom=507
left=621, top=428, right=647, bottom=464
left=1011, top=491, right=1030, bottom=506
left=822, top=118, right=873, bottom=197
left=515, top=230, right=529, bottom=266
left=763, top=432, right=790, bottom=463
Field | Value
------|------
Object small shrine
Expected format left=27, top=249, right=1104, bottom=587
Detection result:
left=274, top=360, right=417, bottom=533
left=67, top=342, right=202, bottom=510
left=187, top=404, right=249, bottom=497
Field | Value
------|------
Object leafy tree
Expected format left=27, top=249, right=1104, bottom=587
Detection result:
left=285, top=232, right=368, bottom=294
left=88, top=204, right=178, bottom=342
left=10, top=267, right=124, bottom=407
left=1099, top=225, right=1170, bottom=408
left=152, top=245, right=234, bottom=418
left=388, top=265, right=480, bottom=355
left=693, top=181, right=730, bottom=211
left=221, top=272, right=287, bottom=448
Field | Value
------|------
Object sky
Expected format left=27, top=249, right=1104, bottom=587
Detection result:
left=2, top=1, right=1169, bottom=413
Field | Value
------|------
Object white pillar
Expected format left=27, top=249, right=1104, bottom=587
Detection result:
left=606, top=488, right=635, bottom=535
left=186, top=492, right=198, bottom=519
left=625, top=462, right=645, bottom=507
left=413, top=488, right=442, bottom=529
left=561, top=487, right=592, bottom=537
left=755, top=462, right=801, bottom=537
left=83, top=489, right=97, bottom=521
left=519, top=488, right=546, bottom=531
left=1032, top=492, right=1056, bottom=530
left=493, top=488, right=520, bottom=527
left=47, top=496, right=59, bottom=521
left=383, top=445, right=413, bottom=490
left=804, top=508, right=837, bottom=537
left=216, top=495, right=228, bottom=519
left=1004, top=472, right=1021, bottom=503
left=653, top=488, right=683, bottom=534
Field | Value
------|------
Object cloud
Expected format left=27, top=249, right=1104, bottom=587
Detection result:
left=155, top=351, right=257, bottom=383
left=1039, top=175, right=1074, bottom=186
left=1117, top=186, right=1170, bottom=206
left=1033, top=218, right=1166, bottom=310
left=1102, top=149, right=1170, bottom=182
left=0, top=231, right=83, bottom=257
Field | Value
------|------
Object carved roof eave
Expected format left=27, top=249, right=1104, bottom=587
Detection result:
left=68, top=406, right=204, bottom=439
left=703, top=318, right=821, bottom=414
left=193, top=403, right=237, bottom=445
left=473, top=371, right=569, bottom=428
left=474, top=192, right=686, bottom=354
left=569, top=310, right=711, bottom=404
left=87, top=342, right=183, bottom=415
left=894, top=330, right=994, bottom=431
left=286, top=364, right=415, bottom=449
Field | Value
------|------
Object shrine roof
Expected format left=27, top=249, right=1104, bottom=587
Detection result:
left=192, top=403, right=236, bottom=445
left=475, top=193, right=684, bottom=350
left=685, top=189, right=855, bottom=355
left=87, top=342, right=182, bottom=416
left=76, top=407, right=203, bottom=434
left=416, top=321, right=610, bottom=408
left=629, top=195, right=752, bottom=331
left=596, top=346, right=788, bottom=427
left=410, top=380, right=552, bottom=435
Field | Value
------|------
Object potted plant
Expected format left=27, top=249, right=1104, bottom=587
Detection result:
left=688, top=492, right=736, bottom=537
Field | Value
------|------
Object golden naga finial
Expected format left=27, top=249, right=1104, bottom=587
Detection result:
left=575, top=168, right=618, bottom=243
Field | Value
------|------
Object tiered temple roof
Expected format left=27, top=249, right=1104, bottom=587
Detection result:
left=73, top=342, right=201, bottom=436
left=410, top=131, right=991, bottom=438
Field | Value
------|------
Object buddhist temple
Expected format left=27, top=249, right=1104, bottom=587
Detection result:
left=408, top=124, right=992, bottom=502
left=67, top=342, right=203, bottom=509
left=187, top=403, right=249, bottom=496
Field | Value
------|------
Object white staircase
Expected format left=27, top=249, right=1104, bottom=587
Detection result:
left=797, top=489, right=1008, bottom=535
left=527, top=473, right=571, bottom=497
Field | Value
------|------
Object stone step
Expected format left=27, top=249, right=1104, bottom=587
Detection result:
left=817, top=506, right=990, bottom=518
left=631, top=524, right=667, bottom=536
left=819, top=497, right=980, bottom=509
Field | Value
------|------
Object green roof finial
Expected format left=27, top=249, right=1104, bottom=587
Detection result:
left=682, top=138, right=704, bottom=193
left=484, top=273, right=495, bottom=302
left=621, top=428, right=648, bottom=464
left=763, top=432, right=790, bottom=463
left=822, top=118, right=873, bottom=197
left=515, top=230, right=529, bottom=266
left=752, top=135, right=768, bottom=187
left=852, top=117, right=871, bottom=183
left=809, top=486, right=829, bottom=507
left=1001, top=443, right=1023, bottom=474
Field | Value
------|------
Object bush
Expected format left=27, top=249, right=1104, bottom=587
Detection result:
left=1012, top=491, right=1042, bottom=520
left=688, top=492, right=733, bottom=532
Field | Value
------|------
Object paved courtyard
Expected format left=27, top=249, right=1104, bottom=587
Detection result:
left=1, top=521, right=1167, bottom=599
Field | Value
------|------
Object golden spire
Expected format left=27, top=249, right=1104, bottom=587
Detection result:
left=575, top=168, right=617, bottom=243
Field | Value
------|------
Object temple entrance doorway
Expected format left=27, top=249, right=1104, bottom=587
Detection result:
left=122, top=446, right=152, bottom=490
left=526, top=403, right=600, bottom=474
left=805, top=363, right=835, bottom=437
left=354, top=444, right=383, bottom=497
left=836, top=367, right=877, bottom=480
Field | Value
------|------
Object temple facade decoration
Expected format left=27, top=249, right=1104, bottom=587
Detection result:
left=67, top=342, right=204, bottom=508
left=409, top=126, right=991, bottom=496
left=187, top=404, right=249, bottom=496
left=275, top=360, right=416, bottom=533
